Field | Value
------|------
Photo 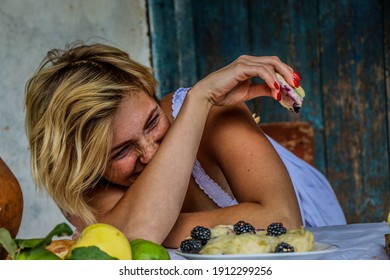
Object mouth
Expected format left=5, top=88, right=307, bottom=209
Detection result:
left=130, top=170, right=143, bottom=181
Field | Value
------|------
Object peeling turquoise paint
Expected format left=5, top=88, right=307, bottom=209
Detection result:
left=148, top=0, right=390, bottom=223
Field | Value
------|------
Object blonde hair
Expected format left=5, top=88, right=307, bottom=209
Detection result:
left=25, top=42, right=158, bottom=224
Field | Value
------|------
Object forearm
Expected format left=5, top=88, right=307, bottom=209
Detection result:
left=163, top=202, right=302, bottom=248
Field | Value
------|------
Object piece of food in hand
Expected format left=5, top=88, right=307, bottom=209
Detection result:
left=66, top=223, right=132, bottom=260
left=276, top=73, right=305, bottom=113
left=130, top=238, right=170, bottom=260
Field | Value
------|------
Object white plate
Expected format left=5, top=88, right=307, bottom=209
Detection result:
left=175, top=242, right=339, bottom=260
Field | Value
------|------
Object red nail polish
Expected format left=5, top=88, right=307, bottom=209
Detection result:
left=277, top=91, right=281, bottom=101
left=293, top=71, right=301, bottom=81
left=293, top=79, right=299, bottom=88
left=274, top=81, right=280, bottom=90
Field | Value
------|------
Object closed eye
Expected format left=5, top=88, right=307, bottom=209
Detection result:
left=112, top=143, right=134, bottom=160
left=146, top=113, right=160, bottom=132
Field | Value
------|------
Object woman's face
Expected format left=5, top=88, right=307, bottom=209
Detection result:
left=103, top=93, right=170, bottom=186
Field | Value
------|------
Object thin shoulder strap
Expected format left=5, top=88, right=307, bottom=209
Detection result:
left=171, top=88, right=237, bottom=207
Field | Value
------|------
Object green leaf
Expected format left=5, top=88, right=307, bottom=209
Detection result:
left=15, top=238, right=46, bottom=249
left=15, top=247, right=61, bottom=260
left=66, top=246, right=118, bottom=260
left=0, top=227, right=18, bottom=258
left=15, top=223, right=73, bottom=249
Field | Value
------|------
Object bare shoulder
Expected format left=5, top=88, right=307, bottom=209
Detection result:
left=159, top=93, right=174, bottom=122
left=159, top=92, right=264, bottom=153
left=201, top=103, right=265, bottom=153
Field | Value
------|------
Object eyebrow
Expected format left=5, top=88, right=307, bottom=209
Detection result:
left=110, top=105, right=159, bottom=155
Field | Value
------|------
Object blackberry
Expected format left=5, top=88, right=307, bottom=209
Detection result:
left=275, top=242, right=295, bottom=253
left=233, top=220, right=256, bottom=235
left=266, top=222, right=287, bottom=236
left=191, top=226, right=211, bottom=245
left=179, top=239, right=203, bottom=253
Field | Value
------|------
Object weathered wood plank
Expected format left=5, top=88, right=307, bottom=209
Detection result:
left=319, top=0, right=389, bottom=223
left=148, top=0, right=199, bottom=96
left=248, top=0, right=326, bottom=173
left=148, top=0, right=179, bottom=97
left=148, top=0, right=390, bottom=223
left=383, top=0, right=390, bottom=218
left=189, top=0, right=327, bottom=174
left=190, top=0, right=251, bottom=75
left=173, top=0, right=198, bottom=88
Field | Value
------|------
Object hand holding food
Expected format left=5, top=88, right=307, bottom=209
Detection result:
left=192, top=55, right=296, bottom=107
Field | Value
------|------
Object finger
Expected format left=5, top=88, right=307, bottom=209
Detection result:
left=267, top=57, right=299, bottom=88
left=247, top=83, right=273, bottom=100
left=235, top=63, right=280, bottom=101
left=238, top=55, right=292, bottom=74
left=251, top=64, right=280, bottom=101
left=262, top=56, right=297, bottom=87
left=233, top=58, right=281, bottom=100
left=240, top=55, right=297, bottom=88
left=277, top=65, right=299, bottom=88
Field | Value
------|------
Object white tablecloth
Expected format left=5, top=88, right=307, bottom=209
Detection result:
left=169, top=222, right=389, bottom=260
left=309, top=222, right=389, bottom=259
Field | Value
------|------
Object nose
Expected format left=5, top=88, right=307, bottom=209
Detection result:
left=138, top=137, right=159, bottom=164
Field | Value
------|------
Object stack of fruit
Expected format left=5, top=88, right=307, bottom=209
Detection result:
left=0, top=223, right=170, bottom=260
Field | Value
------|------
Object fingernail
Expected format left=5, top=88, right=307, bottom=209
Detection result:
left=293, top=79, right=299, bottom=88
left=274, top=81, right=280, bottom=90
left=277, top=91, right=281, bottom=101
left=293, top=71, right=301, bottom=81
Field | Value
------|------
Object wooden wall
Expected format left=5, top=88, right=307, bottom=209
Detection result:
left=148, top=0, right=390, bottom=224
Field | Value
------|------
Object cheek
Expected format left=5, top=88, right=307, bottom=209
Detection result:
left=157, top=115, right=171, bottom=140
left=104, top=156, right=137, bottom=184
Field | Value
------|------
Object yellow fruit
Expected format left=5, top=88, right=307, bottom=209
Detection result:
left=130, top=239, right=170, bottom=260
left=67, top=223, right=132, bottom=260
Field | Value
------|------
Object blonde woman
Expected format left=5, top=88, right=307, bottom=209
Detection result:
left=25, top=42, right=345, bottom=248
